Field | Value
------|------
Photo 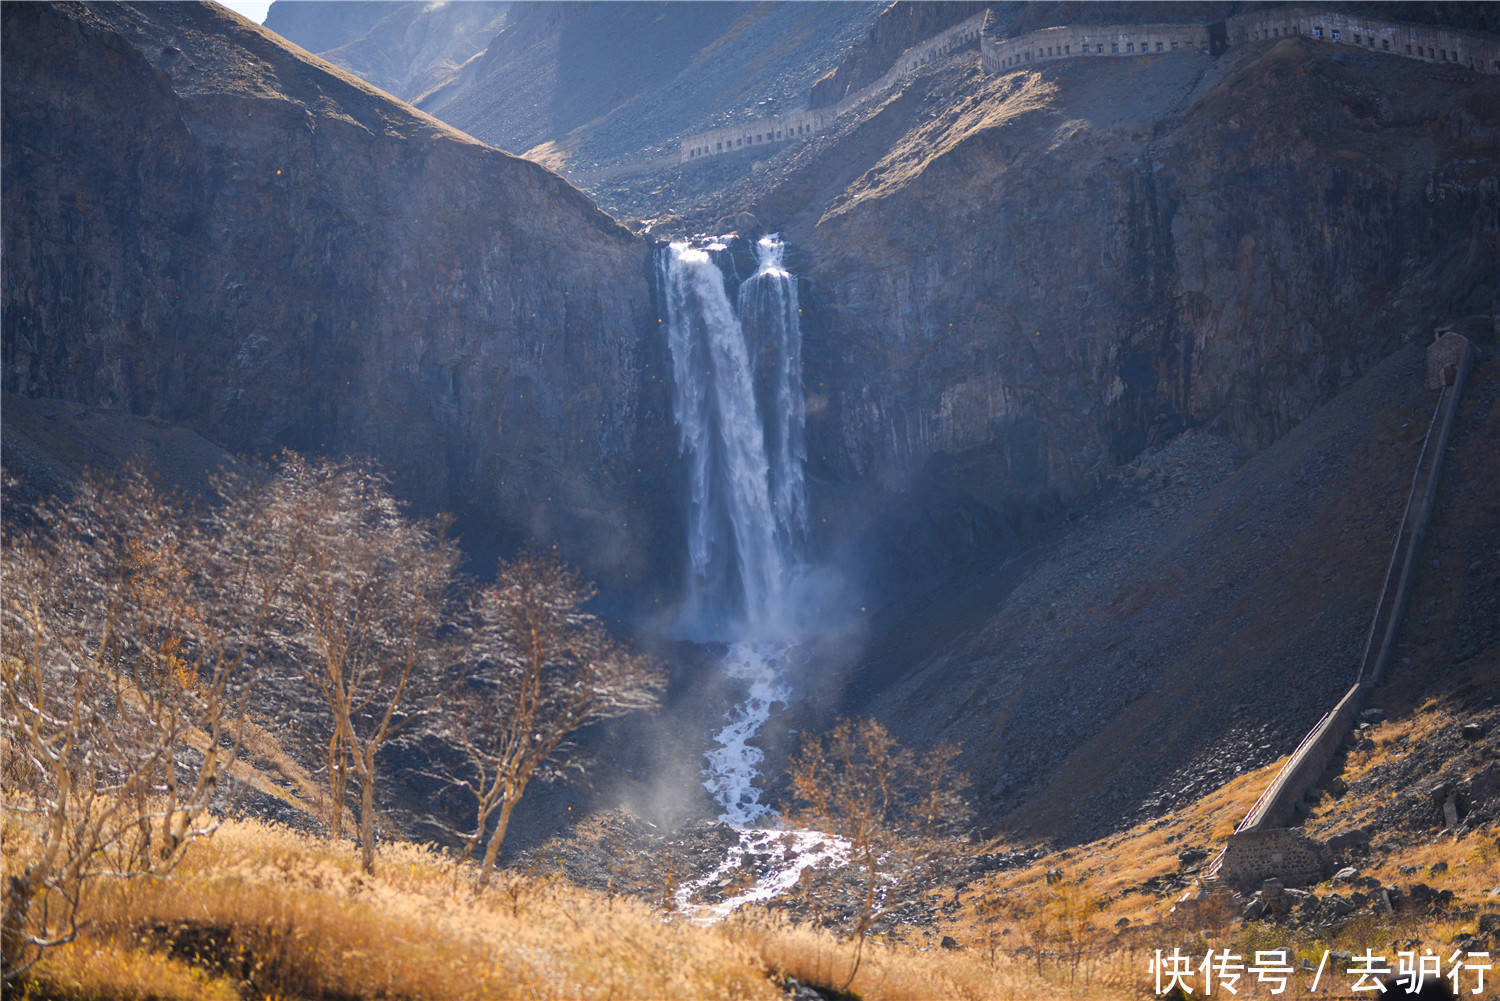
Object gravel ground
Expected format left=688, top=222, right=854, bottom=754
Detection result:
left=850, top=338, right=1497, bottom=846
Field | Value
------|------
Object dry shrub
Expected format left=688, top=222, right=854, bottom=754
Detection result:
left=2, top=469, right=274, bottom=981
left=783, top=717, right=971, bottom=988
left=446, top=552, right=664, bottom=889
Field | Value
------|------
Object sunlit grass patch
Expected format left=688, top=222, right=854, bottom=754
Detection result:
left=13, top=935, right=241, bottom=1001
left=9, top=817, right=781, bottom=1001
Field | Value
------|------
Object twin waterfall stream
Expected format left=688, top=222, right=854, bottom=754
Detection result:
left=656, top=237, right=849, bottom=919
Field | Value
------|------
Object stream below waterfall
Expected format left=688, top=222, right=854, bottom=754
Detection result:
left=657, top=235, right=849, bottom=921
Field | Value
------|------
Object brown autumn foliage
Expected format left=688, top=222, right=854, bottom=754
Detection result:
left=222, top=453, right=460, bottom=875
left=444, top=553, right=665, bottom=888
left=783, top=716, right=972, bottom=989
left=1, top=469, right=277, bottom=982
left=2, top=455, right=664, bottom=981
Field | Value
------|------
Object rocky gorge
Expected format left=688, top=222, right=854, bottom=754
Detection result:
left=735, top=34, right=1500, bottom=593
left=4, top=0, right=1498, bottom=868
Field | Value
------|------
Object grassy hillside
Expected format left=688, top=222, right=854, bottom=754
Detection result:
left=10, top=657, right=1495, bottom=1001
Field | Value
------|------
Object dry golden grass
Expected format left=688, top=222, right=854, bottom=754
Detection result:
left=10, top=816, right=1152, bottom=1001
left=932, top=676, right=1498, bottom=999
left=9, top=677, right=1492, bottom=1001
left=828, top=69, right=1059, bottom=219
left=225, top=714, right=326, bottom=813
left=948, top=760, right=1281, bottom=942
left=8, top=812, right=1167, bottom=1001
left=11, top=818, right=780, bottom=1001
left=1297, top=684, right=1500, bottom=958
left=2, top=810, right=1218, bottom=1001
left=724, top=912, right=1134, bottom=1001
left=8, top=936, right=242, bottom=1001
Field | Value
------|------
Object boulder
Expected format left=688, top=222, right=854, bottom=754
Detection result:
left=1325, top=893, right=1354, bottom=917
left=1327, top=828, right=1372, bottom=855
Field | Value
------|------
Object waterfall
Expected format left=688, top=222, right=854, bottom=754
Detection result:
left=658, top=236, right=807, bottom=637
left=739, top=236, right=808, bottom=561
left=658, top=234, right=809, bottom=827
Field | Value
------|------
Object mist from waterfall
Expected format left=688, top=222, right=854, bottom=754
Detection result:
left=658, top=234, right=812, bottom=827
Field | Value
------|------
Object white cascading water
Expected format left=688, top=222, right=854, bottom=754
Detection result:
left=737, top=236, right=808, bottom=566
left=658, top=236, right=846, bottom=917
left=659, top=235, right=804, bottom=636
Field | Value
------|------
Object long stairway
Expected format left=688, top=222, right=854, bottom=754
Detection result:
left=1203, top=331, right=1475, bottom=889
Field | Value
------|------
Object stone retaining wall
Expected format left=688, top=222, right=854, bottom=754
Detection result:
left=980, top=22, right=1209, bottom=73
left=1227, top=8, right=1500, bottom=73
left=678, top=11, right=988, bottom=164
left=1238, top=681, right=1369, bottom=833
left=677, top=107, right=839, bottom=164
left=1215, top=827, right=1328, bottom=890
left=674, top=7, right=1498, bottom=169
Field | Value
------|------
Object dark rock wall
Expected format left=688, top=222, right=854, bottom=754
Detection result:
left=2, top=2, right=677, bottom=597
left=788, top=39, right=1499, bottom=589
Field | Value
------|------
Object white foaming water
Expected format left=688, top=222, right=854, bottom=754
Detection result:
left=658, top=236, right=806, bottom=636
left=674, top=826, right=850, bottom=922
left=701, top=641, right=791, bottom=826
left=738, top=236, right=808, bottom=561
left=660, top=236, right=843, bottom=920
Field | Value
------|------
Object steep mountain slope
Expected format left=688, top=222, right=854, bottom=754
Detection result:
left=2, top=1, right=675, bottom=596
left=808, top=1, right=1500, bottom=110
left=718, top=34, right=1500, bottom=597
left=650, top=26, right=1500, bottom=842
left=414, top=2, right=882, bottom=171
left=6, top=0, right=1494, bottom=865
left=1, top=394, right=239, bottom=512
left=849, top=334, right=1498, bottom=844
left=258, top=0, right=391, bottom=54
left=263, top=0, right=509, bottom=103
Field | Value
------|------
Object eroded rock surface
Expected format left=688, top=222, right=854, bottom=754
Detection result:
left=2, top=1, right=675, bottom=595
left=786, top=41, right=1500, bottom=584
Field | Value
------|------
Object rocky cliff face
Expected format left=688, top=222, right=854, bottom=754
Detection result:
left=718, top=31, right=1499, bottom=841
left=740, top=37, right=1500, bottom=590
left=809, top=0, right=989, bottom=109
left=2, top=1, right=675, bottom=596
left=851, top=340, right=1499, bottom=843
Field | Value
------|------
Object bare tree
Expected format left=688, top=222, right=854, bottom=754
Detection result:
left=446, top=554, right=663, bottom=889
left=783, top=717, right=971, bottom=991
left=239, top=454, right=458, bottom=874
left=1, top=470, right=274, bottom=982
